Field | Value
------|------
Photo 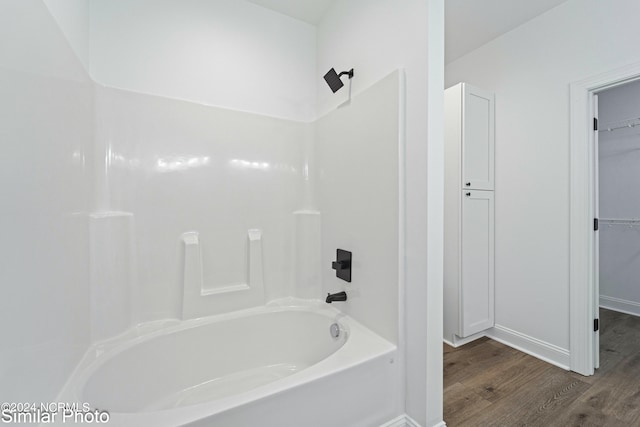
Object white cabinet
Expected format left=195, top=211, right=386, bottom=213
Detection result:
left=444, top=83, right=495, bottom=343
left=461, top=190, right=494, bottom=336
left=447, top=83, right=495, bottom=191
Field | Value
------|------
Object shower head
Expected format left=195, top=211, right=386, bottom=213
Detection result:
left=323, top=68, right=354, bottom=93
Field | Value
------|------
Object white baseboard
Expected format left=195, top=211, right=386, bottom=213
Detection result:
left=444, top=331, right=486, bottom=348
left=487, top=324, right=570, bottom=370
left=380, top=415, right=411, bottom=427
left=600, top=295, right=640, bottom=317
left=380, top=414, right=443, bottom=427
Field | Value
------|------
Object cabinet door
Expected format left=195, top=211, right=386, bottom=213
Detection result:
left=460, top=190, right=494, bottom=337
left=462, top=84, right=494, bottom=191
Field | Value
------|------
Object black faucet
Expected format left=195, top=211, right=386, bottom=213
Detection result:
left=326, top=291, right=347, bottom=304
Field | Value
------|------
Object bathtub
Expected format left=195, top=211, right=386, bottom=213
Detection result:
left=55, top=300, right=398, bottom=427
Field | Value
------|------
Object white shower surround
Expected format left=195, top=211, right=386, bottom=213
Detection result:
left=82, top=69, right=404, bottom=426
left=89, top=71, right=403, bottom=343
left=91, top=85, right=307, bottom=326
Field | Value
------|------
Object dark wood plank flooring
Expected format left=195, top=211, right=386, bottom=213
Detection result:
left=444, top=309, right=640, bottom=426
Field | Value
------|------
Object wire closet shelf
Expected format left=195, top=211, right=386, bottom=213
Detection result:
left=599, top=218, right=640, bottom=227
left=598, top=116, right=640, bottom=133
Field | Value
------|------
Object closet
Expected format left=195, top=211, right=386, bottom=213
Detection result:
left=598, top=80, right=640, bottom=318
left=443, top=83, right=495, bottom=344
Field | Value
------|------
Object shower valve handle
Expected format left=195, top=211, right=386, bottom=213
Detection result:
left=332, top=260, right=350, bottom=270
left=331, top=249, right=352, bottom=282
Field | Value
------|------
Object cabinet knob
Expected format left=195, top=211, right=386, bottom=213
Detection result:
left=465, top=182, right=471, bottom=186
left=465, top=192, right=471, bottom=197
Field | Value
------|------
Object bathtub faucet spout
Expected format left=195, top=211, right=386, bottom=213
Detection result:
left=325, top=291, right=347, bottom=304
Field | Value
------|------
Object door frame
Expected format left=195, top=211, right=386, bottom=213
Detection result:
left=569, top=62, right=640, bottom=375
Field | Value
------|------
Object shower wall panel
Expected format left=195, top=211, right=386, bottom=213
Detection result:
left=93, top=86, right=307, bottom=322
left=315, top=70, right=402, bottom=344
left=0, top=0, right=94, bottom=403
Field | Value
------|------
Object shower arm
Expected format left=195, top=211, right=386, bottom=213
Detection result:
left=339, top=69, right=355, bottom=79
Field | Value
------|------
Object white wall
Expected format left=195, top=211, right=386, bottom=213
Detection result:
left=317, top=1, right=443, bottom=425
left=89, top=0, right=317, bottom=122
left=598, top=80, right=640, bottom=316
left=446, top=0, right=640, bottom=358
left=0, top=0, right=93, bottom=403
left=43, top=0, right=91, bottom=71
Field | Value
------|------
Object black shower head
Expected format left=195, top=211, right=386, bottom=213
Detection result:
left=323, top=68, right=354, bottom=93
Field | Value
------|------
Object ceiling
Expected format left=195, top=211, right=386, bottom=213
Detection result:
left=245, top=0, right=570, bottom=63
left=445, top=0, right=569, bottom=63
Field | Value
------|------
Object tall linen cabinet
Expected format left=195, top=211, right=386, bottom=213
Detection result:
left=444, top=83, right=495, bottom=345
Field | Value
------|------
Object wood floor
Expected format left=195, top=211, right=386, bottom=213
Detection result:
left=443, top=309, right=640, bottom=426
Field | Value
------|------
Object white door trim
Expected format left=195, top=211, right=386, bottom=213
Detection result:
left=569, top=62, right=640, bottom=375
left=593, top=93, right=600, bottom=371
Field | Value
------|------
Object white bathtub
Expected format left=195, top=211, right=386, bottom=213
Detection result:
left=56, top=300, right=398, bottom=427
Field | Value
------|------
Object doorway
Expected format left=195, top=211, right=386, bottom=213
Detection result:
left=593, top=80, right=640, bottom=371
left=569, top=62, right=640, bottom=376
